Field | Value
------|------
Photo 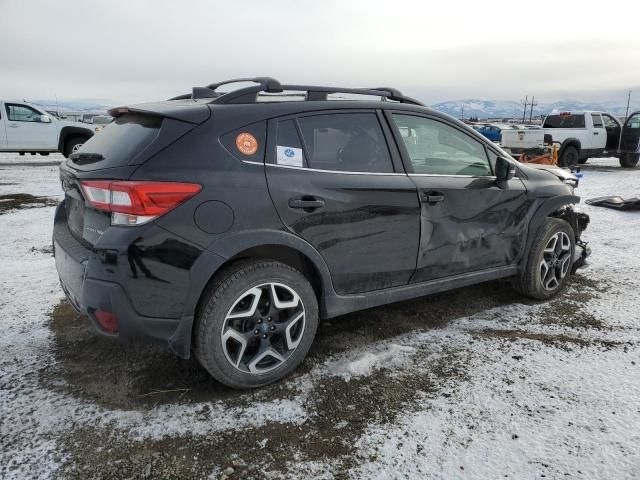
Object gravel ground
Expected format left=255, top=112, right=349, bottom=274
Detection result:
left=1, top=153, right=639, bottom=479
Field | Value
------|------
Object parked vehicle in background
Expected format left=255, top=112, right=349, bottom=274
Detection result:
left=501, top=111, right=640, bottom=168
left=53, top=77, right=590, bottom=389
left=473, top=124, right=502, bottom=142
left=0, top=100, right=94, bottom=156
left=90, top=115, right=114, bottom=132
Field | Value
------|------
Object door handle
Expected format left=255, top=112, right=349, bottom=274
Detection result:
left=421, top=191, right=445, bottom=204
left=288, top=197, right=325, bottom=210
left=8, top=124, right=18, bottom=128
left=593, top=132, right=599, bottom=135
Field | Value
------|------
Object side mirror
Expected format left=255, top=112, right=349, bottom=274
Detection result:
left=495, top=156, right=516, bottom=181
left=40, top=114, right=51, bottom=123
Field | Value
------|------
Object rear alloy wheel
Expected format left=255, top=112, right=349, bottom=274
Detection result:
left=513, top=218, right=575, bottom=300
left=559, top=146, right=579, bottom=168
left=194, top=261, right=318, bottom=388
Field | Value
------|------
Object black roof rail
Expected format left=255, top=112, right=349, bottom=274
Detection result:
left=168, top=77, right=283, bottom=101
left=169, top=77, right=424, bottom=106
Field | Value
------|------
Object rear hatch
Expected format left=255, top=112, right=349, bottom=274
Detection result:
left=60, top=101, right=210, bottom=247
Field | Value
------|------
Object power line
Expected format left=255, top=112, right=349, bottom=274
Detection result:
left=529, top=95, right=538, bottom=123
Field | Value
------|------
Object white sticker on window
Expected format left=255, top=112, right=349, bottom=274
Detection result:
left=276, top=145, right=303, bottom=167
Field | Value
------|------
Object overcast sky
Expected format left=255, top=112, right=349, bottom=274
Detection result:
left=2, top=0, right=639, bottom=106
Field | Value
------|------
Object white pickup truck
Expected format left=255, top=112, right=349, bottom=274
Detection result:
left=502, top=111, right=640, bottom=168
left=0, top=100, right=95, bottom=157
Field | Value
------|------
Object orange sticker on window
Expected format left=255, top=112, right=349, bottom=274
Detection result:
left=235, top=132, right=258, bottom=156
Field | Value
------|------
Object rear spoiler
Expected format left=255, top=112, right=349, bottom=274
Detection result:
left=108, top=101, right=210, bottom=124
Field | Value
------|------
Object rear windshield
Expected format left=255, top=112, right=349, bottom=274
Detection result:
left=74, top=114, right=162, bottom=168
left=543, top=114, right=585, bottom=129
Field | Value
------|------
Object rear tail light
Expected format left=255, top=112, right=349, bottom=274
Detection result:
left=81, top=180, right=201, bottom=226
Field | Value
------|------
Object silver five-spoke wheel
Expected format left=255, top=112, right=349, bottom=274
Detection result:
left=539, top=231, right=572, bottom=291
left=221, top=282, right=305, bottom=374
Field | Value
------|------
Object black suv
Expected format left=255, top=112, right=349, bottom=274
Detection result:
left=53, top=77, right=590, bottom=388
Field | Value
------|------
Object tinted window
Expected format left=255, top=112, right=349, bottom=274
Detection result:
left=543, top=114, right=586, bottom=128
left=626, top=113, right=640, bottom=129
left=297, top=113, right=393, bottom=173
left=392, top=115, right=492, bottom=176
left=275, top=119, right=306, bottom=167
left=76, top=114, right=161, bottom=167
left=220, top=121, right=267, bottom=162
left=591, top=113, right=603, bottom=128
left=5, top=104, right=42, bottom=122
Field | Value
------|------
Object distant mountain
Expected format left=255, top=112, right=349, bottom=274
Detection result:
left=30, top=99, right=112, bottom=114
left=432, top=99, right=640, bottom=120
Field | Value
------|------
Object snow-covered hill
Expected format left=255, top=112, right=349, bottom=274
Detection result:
left=432, top=99, right=640, bottom=119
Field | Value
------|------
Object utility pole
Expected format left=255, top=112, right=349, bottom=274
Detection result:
left=521, top=96, right=528, bottom=123
left=625, top=90, right=632, bottom=120
left=460, top=104, right=465, bottom=121
left=529, top=95, right=538, bottom=123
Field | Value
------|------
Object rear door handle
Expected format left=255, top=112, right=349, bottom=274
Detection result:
left=288, top=197, right=325, bottom=210
left=421, top=191, right=445, bottom=204
left=593, top=132, right=599, bottom=135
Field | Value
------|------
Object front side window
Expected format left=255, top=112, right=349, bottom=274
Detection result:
left=6, top=104, right=42, bottom=122
left=603, top=115, right=619, bottom=128
left=625, top=113, right=640, bottom=129
left=297, top=113, right=393, bottom=173
left=392, top=114, right=492, bottom=176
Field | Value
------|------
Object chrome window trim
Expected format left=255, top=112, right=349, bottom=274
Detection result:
left=409, top=173, right=497, bottom=179
left=244, top=160, right=499, bottom=178
left=264, top=162, right=405, bottom=176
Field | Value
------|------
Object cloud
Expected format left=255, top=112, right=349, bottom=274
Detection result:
left=1, top=0, right=638, bottom=105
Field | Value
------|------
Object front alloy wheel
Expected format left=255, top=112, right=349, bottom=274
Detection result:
left=539, top=231, right=572, bottom=290
left=222, top=283, right=305, bottom=373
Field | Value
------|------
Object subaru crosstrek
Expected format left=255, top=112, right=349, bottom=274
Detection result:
left=53, top=77, right=590, bottom=389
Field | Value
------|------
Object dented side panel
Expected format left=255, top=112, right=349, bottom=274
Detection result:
left=409, top=175, right=531, bottom=283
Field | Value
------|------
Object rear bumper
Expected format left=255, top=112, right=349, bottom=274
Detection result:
left=53, top=204, right=193, bottom=358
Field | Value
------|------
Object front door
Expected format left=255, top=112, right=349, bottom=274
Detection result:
left=265, top=111, right=421, bottom=295
left=4, top=103, right=57, bottom=149
left=387, top=112, right=529, bottom=283
left=621, top=111, right=640, bottom=154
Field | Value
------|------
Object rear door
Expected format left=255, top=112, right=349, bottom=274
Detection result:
left=4, top=102, right=57, bottom=149
left=265, top=110, right=421, bottom=295
left=387, top=112, right=529, bottom=283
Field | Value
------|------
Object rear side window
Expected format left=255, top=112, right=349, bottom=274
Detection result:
left=78, top=114, right=162, bottom=167
left=543, top=114, right=586, bottom=128
left=297, top=113, right=393, bottom=173
left=591, top=113, right=603, bottom=128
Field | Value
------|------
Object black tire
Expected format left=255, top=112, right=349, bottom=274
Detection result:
left=559, top=146, right=579, bottom=168
left=513, top=218, right=575, bottom=300
left=578, top=158, right=588, bottom=164
left=63, top=136, right=87, bottom=157
left=194, top=260, right=319, bottom=389
left=619, top=152, right=639, bottom=168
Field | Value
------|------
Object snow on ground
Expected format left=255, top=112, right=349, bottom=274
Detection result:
left=1, top=154, right=639, bottom=479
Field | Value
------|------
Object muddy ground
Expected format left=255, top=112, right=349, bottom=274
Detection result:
left=39, top=274, right=613, bottom=480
